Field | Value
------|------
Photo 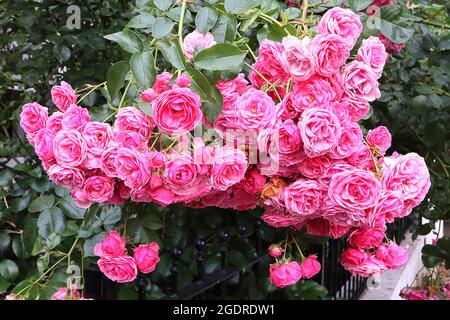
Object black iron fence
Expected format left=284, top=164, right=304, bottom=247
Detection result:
left=84, top=214, right=418, bottom=300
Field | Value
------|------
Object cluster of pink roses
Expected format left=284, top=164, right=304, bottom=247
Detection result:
left=94, top=230, right=160, bottom=283
left=50, top=285, right=91, bottom=300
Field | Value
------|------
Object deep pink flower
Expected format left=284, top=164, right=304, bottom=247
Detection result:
left=300, top=255, right=321, bottom=279
left=82, top=175, right=115, bottom=203
left=61, top=104, right=90, bottom=131
left=47, top=164, right=85, bottom=189
left=94, top=230, right=127, bottom=258
left=133, top=243, right=160, bottom=274
left=97, top=255, right=137, bottom=283
left=269, top=261, right=303, bottom=288
left=317, top=7, right=362, bottom=48
left=312, top=34, right=351, bottom=77
left=375, top=242, right=409, bottom=269
left=348, top=226, right=385, bottom=249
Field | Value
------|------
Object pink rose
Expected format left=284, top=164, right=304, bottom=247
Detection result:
left=280, top=92, right=302, bottom=121
left=268, top=245, right=285, bottom=258
left=114, top=107, right=155, bottom=139
left=152, top=88, right=202, bottom=135
left=215, top=73, right=249, bottom=97
left=83, top=122, right=113, bottom=168
left=378, top=32, right=404, bottom=54
left=51, top=81, right=77, bottom=112
left=319, top=161, right=356, bottom=185
left=366, top=126, right=391, bottom=155
left=34, top=129, right=55, bottom=161
left=312, top=34, right=351, bottom=77
left=71, top=188, right=93, bottom=209
left=261, top=209, right=305, bottom=229
left=343, top=61, right=381, bottom=102
left=53, top=130, right=87, bottom=167
left=62, top=104, right=90, bottom=130
left=300, top=255, right=321, bottom=279
left=164, top=153, right=211, bottom=202
left=47, top=164, right=85, bottom=189
left=240, top=169, right=266, bottom=194
left=94, top=230, right=127, bottom=258
left=347, top=145, right=374, bottom=171
left=299, top=108, right=342, bottom=157
left=321, top=195, right=367, bottom=227
left=51, top=285, right=80, bottom=300
left=329, top=122, right=363, bottom=159
left=234, top=88, right=279, bottom=130
left=152, top=72, right=173, bottom=94
left=82, top=175, right=115, bottom=203
left=328, top=169, right=381, bottom=211
left=230, top=187, right=258, bottom=211
left=341, top=95, right=370, bottom=122
left=327, top=101, right=350, bottom=124
left=46, top=111, right=63, bottom=133
left=19, top=103, right=48, bottom=141
left=210, top=147, right=248, bottom=191
left=147, top=151, right=167, bottom=168
left=114, top=148, right=151, bottom=189
left=183, top=29, right=216, bottom=59
left=298, top=155, right=331, bottom=179
left=381, top=153, right=431, bottom=203
left=281, top=36, right=314, bottom=81
left=97, top=255, right=137, bottom=283
left=133, top=243, right=160, bottom=274
left=375, top=242, right=408, bottom=269
left=175, top=74, right=191, bottom=88
left=317, top=7, right=362, bottom=48
left=367, top=190, right=405, bottom=224
left=341, top=248, right=387, bottom=277
left=348, top=226, right=385, bottom=249
left=100, top=146, right=120, bottom=178
left=140, top=89, right=157, bottom=103
left=357, top=36, right=388, bottom=79
left=269, top=261, right=303, bottom=288
left=305, top=218, right=351, bottom=239
left=149, top=187, right=175, bottom=206
left=284, top=179, right=326, bottom=216
left=289, top=76, right=335, bottom=112
left=113, top=130, right=147, bottom=151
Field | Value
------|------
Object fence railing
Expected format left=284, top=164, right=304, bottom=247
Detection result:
left=84, top=214, right=417, bottom=300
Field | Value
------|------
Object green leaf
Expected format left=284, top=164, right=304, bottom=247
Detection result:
left=421, top=244, right=444, bottom=268
left=84, top=232, right=106, bottom=257
left=37, top=208, right=66, bottom=239
left=60, top=196, right=86, bottom=220
left=224, top=0, right=261, bottom=14
left=99, top=206, right=122, bottom=226
left=131, top=51, right=156, bottom=89
left=28, top=195, right=54, bottom=213
left=0, top=233, right=11, bottom=252
left=187, top=67, right=223, bottom=125
left=195, top=7, right=219, bottom=32
left=158, top=40, right=187, bottom=70
left=154, top=0, right=172, bottom=10
left=128, top=13, right=156, bottom=29
left=152, top=17, right=175, bottom=39
left=104, top=30, right=143, bottom=53
left=37, top=254, right=49, bottom=274
left=228, top=250, right=246, bottom=269
left=267, top=23, right=288, bottom=42
left=45, top=233, right=61, bottom=250
left=0, top=259, right=19, bottom=281
left=194, top=43, right=247, bottom=71
left=212, top=15, right=237, bottom=43
left=379, top=6, right=414, bottom=44
left=348, top=0, right=373, bottom=11
left=141, top=215, right=163, bottom=230
left=106, top=60, right=130, bottom=101
left=0, top=277, right=10, bottom=293
left=0, top=169, right=13, bottom=187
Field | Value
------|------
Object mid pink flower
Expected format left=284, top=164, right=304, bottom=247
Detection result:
left=133, top=243, right=160, bottom=274
left=312, top=34, right=351, bottom=77
left=97, top=255, right=138, bottom=283
left=366, top=126, right=392, bottom=155
left=357, top=36, right=388, bottom=79
left=114, top=107, right=155, bottom=139
left=183, top=29, right=216, bottom=59
left=82, top=175, right=115, bottom=203
left=53, top=130, right=87, bottom=167
left=343, top=61, right=381, bottom=102
left=281, top=36, right=314, bottom=81
left=51, top=81, right=77, bottom=112
left=300, top=255, right=321, bottom=279
left=19, top=103, right=48, bottom=141
left=375, top=242, right=409, bottom=269
left=62, top=104, right=90, bottom=131
left=269, top=261, right=303, bottom=288
left=210, top=147, right=248, bottom=191
left=284, top=179, right=326, bottom=216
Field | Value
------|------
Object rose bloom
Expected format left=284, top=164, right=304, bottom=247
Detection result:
left=152, top=72, right=173, bottom=94
left=375, top=242, right=409, bottom=269
left=47, top=164, right=85, bottom=189
left=82, top=175, right=115, bottom=203
left=152, top=87, right=202, bottom=135
left=113, top=130, right=147, bottom=151
left=348, top=226, right=385, bottom=249
left=317, top=7, right=362, bottom=48
left=234, top=88, right=279, bottom=130
left=114, top=148, right=151, bottom=189
left=381, top=152, right=431, bottom=203
left=347, top=145, right=374, bottom=171
left=284, top=179, right=326, bottom=216
left=82, top=122, right=113, bottom=156
left=329, top=122, right=363, bottom=159
left=300, top=255, right=321, bottom=279
left=210, top=147, right=248, bottom=191
left=140, top=88, right=157, bottom=103
left=357, top=36, right=388, bottom=79
left=343, top=61, right=381, bottom=102
left=51, top=285, right=81, bottom=300
left=280, top=92, right=302, bottom=121
left=97, top=255, right=138, bottom=283
left=71, top=188, right=93, bottom=209
left=114, top=107, right=155, bottom=139
left=46, top=111, right=63, bottom=133
left=269, top=261, right=303, bottom=288
left=53, top=130, right=87, bottom=167
left=298, top=155, right=331, bottom=179
left=94, top=230, right=127, bottom=258
left=240, top=169, right=266, bottom=194
left=268, top=244, right=285, bottom=258
left=34, top=129, right=55, bottom=162
left=323, top=72, right=345, bottom=101
left=150, top=186, right=175, bottom=206
left=281, top=35, right=314, bottom=81
left=341, top=248, right=387, bottom=277
left=341, top=95, right=370, bottom=122
left=366, top=126, right=392, bottom=155
left=134, top=243, right=160, bottom=274
left=19, top=102, right=48, bottom=141
left=51, top=81, right=77, bottom=112
left=261, top=209, right=306, bottom=230
left=62, top=104, right=90, bottom=130
left=328, top=169, right=381, bottom=211
left=367, top=190, right=405, bottom=224
left=319, top=161, right=356, bottom=185
left=289, top=77, right=335, bottom=112
left=266, top=119, right=305, bottom=166
left=312, top=34, right=351, bottom=77
left=299, top=108, right=342, bottom=157
left=164, top=153, right=211, bottom=202
left=321, top=195, right=368, bottom=227
left=215, top=73, right=249, bottom=97
left=100, top=146, right=120, bottom=178
left=378, top=31, right=404, bottom=54
left=306, top=218, right=351, bottom=239
left=183, top=29, right=216, bottom=59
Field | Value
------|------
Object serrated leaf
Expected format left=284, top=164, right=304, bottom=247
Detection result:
left=158, top=39, right=187, bottom=70
left=224, top=0, right=261, bottom=14
left=131, top=51, right=156, bottom=89
left=28, top=195, right=54, bottom=213
left=37, top=208, right=66, bottom=239
left=212, top=15, right=237, bottom=43
left=104, top=30, right=143, bottom=53
left=194, top=43, right=247, bottom=71
left=152, top=17, right=174, bottom=39
left=195, top=7, right=218, bottom=32
left=106, top=60, right=130, bottom=101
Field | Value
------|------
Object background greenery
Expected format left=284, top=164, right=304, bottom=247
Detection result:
left=0, top=0, right=448, bottom=299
